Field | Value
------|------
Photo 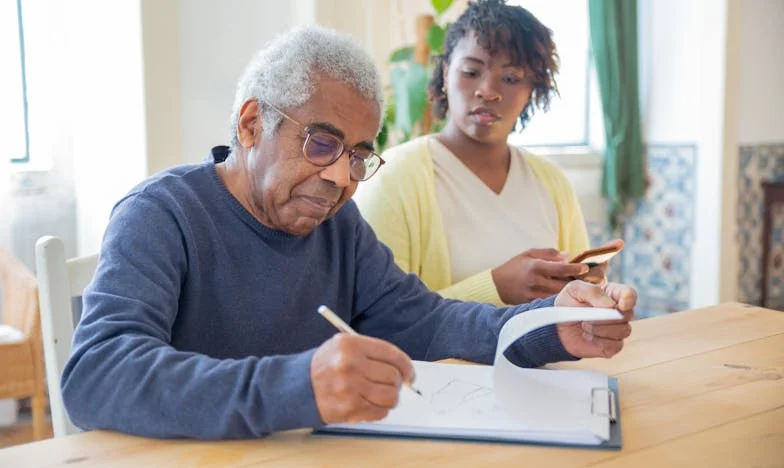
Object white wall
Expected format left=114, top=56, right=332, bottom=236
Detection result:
left=638, top=0, right=703, bottom=144
left=176, top=0, right=295, bottom=163
left=719, top=0, right=784, bottom=303
left=67, top=0, right=148, bottom=255
left=693, top=0, right=732, bottom=307
left=5, top=0, right=146, bottom=259
left=141, top=0, right=183, bottom=175
left=735, top=0, right=784, bottom=145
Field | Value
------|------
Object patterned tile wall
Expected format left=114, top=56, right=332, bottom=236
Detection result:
left=737, top=144, right=784, bottom=308
left=588, top=144, right=697, bottom=318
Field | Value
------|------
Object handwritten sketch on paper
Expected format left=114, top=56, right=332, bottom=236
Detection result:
left=429, top=379, right=494, bottom=415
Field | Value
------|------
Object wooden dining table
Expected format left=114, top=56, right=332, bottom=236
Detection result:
left=1, top=302, right=782, bottom=467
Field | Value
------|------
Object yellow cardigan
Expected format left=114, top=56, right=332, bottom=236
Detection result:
left=354, top=136, right=590, bottom=306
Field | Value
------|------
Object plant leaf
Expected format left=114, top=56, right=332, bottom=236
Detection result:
left=391, top=66, right=413, bottom=136
left=376, top=103, right=396, bottom=152
left=427, top=24, right=446, bottom=54
left=390, top=63, right=429, bottom=140
left=376, top=119, right=389, bottom=152
left=405, top=63, right=429, bottom=135
left=389, top=46, right=414, bottom=63
left=431, top=0, right=453, bottom=15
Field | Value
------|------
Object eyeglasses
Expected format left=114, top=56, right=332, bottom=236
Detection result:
left=261, top=100, right=385, bottom=182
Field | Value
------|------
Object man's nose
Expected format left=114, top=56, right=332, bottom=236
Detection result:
left=320, top=151, right=351, bottom=188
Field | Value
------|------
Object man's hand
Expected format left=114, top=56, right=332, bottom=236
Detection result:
left=311, top=333, right=415, bottom=424
left=492, top=248, right=590, bottom=304
left=554, top=281, right=636, bottom=359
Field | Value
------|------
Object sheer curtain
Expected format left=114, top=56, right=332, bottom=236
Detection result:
left=2, top=0, right=79, bottom=272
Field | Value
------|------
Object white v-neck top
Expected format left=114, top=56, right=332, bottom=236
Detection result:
left=429, top=138, right=559, bottom=283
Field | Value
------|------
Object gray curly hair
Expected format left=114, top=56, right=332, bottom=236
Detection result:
left=229, top=25, right=384, bottom=148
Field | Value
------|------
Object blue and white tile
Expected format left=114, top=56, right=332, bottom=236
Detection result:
left=587, top=144, right=696, bottom=318
left=736, top=143, right=784, bottom=307
left=621, top=145, right=696, bottom=317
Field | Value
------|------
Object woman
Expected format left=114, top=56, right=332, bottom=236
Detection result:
left=355, top=0, right=619, bottom=305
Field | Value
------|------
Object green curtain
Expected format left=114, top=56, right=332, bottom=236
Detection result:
left=588, top=0, right=646, bottom=231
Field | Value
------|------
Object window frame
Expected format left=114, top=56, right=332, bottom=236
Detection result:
left=10, top=0, right=30, bottom=164
left=502, top=0, right=604, bottom=165
left=513, top=51, right=594, bottom=149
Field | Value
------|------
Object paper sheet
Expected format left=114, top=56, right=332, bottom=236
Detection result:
left=494, top=307, right=621, bottom=442
left=323, top=307, right=622, bottom=445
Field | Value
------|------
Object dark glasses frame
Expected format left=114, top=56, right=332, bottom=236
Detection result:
left=261, top=100, right=385, bottom=182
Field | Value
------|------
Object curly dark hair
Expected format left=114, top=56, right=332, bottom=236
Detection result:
left=429, top=0, right=559, bottom=129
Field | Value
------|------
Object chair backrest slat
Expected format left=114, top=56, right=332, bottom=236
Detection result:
left=36, top=235, right=98, bottom=438
left=67, top=255, right=99, bottom=298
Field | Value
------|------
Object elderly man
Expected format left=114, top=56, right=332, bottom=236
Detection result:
left=62, top=25, right=636, bottom=439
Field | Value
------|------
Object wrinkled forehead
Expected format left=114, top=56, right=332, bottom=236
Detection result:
left=302, top=76, right=381, bottom=143
left=313, top=67, right=384, bottom=130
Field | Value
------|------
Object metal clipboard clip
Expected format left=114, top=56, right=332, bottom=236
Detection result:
left=590, top=387, right=617, bottom=423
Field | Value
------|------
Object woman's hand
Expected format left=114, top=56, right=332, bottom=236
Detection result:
left=491, top=248, right=590, bottom=304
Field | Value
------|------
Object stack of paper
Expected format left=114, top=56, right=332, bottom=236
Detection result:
left=319, top=307, right=622, bottom=448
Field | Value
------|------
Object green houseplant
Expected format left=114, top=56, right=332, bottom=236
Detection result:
left=377, top=0, right=455, bottom=152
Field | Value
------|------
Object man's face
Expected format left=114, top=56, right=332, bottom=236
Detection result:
left=240, top=77, right=380, bottom=236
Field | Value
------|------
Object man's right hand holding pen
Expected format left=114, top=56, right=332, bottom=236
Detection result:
left=310, top=333, right=416, bottom=424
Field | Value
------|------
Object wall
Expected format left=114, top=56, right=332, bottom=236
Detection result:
left=636, top=0, right=731, bottom=310
left=175, top=0, right=295, bottom=163
left=637, top=0, right=784, bottom=309
left=731, top=0, right=784, bottom=307
left=68, top=0, right=148, bottom=255
left=735, top=0, right=784, bottom=145
left=638, top=0, right=703, bottom=144
left=141, top=0, right=183, bottom=175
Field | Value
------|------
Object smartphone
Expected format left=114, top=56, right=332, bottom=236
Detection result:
left=569, top=243, right=623, bottom=267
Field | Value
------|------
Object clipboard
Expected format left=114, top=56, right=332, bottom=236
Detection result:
left=315, top=377, right=622, bottom=450
left=317, top=308, right=625, bottom=450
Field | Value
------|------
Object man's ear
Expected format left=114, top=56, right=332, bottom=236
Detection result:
left=237, top=99, right=260, bottom=148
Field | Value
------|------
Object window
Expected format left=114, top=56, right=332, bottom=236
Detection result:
left=1, top=0, right=29, bottom=163
left=506, top=0, right=602, bottom=149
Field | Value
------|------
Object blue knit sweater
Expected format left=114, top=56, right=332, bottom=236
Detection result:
left=61, top=158, right=572, bottom=439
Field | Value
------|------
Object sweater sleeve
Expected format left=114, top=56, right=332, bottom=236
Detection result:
left=437, top=269, right=505, bottom=306
left=60, top=194, right=322, bottom=439
left=349, top=211, right=575, bottom=367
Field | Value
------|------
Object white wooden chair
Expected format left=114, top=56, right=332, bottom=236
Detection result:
left=35, top=236, right=98, bottom=438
